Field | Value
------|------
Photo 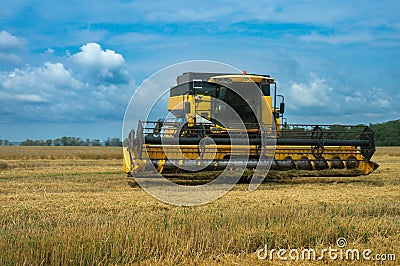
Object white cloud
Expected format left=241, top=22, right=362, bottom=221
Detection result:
left=0, top=61, right=84, bottom=121
left=2, top=62, right=82, bottom=93
left=15, top=94, right=47, bottom=103
left=0, top=31, right=25, bottom=68
left=287, top=73, right=334, bottom=108
left=72, top=43, right=124, bottom=68
left=0, top=91, right=47, bottom=103
left=0, top=30, right=25, bottom=50
left=283, top=71, right=396, bottom=124
left=342, top=87, right=393, bottom=115
left=71, top=42, right=130, bottom=83
left=0, top=51, right=133, bottom=123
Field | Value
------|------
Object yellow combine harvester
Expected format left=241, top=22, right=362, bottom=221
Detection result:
left=124, top=72, right=378, bottom=178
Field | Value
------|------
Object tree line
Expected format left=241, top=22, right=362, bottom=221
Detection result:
left=0, top=137, right=122, bottom=147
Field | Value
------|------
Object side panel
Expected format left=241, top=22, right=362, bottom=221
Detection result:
left=261, top=96, right=273, bottom=125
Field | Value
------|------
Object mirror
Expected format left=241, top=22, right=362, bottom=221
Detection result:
left=279, top=102, right=285, bottom=114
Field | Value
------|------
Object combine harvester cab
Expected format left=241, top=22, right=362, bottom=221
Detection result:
left=124, top=72, right=379, bottom=178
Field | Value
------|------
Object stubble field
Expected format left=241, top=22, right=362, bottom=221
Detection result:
left=0, top=146, right=398, bottom=265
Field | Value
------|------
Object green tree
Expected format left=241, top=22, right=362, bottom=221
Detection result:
left=92, top=139, right=101, bottom=146
left=58, top=137, right=86, bottom=146
left=21, top=139, right=35, bottom=146
left=370, top=120, right=400, bottom=146
left=105, top=137, right=122, bottom=147
left=60, top=137, right=69, bottom=146
left=84, top=138, right=90, bottom=146
left=111, top=137, right=122, bottom=147
left=105, top=137, right=111, bottom=146
left=53, top=138, right=62, bottom=146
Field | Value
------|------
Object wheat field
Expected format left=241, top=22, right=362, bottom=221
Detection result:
left=0, top=146, right=398, bottom=265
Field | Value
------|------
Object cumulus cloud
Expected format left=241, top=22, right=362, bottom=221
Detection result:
left=0, top=41, right=133, bottom=124
left=344, top=87, right=393, bottom=112
left=283, top=71, right=396, bottom=124
left=287, top=73, right=334, bottom=108
left=0, top=43, right=133, bottom=124
left=72, top=43, right=124, bottom=68
left=0, top=31, right=25, bottom=68
left=0, top=30, right=25, bottom=50
left=0, top=62, right=86, bottom=122
left=71, top=42, right=130, bottom=84
left=2, top=62, right=82, bottom=94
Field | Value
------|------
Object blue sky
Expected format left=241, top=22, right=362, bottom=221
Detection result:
left=1, top=0, right=399, bottom=141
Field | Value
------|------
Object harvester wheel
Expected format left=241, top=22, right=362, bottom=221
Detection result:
left=346, top=156, right=359, bottom=169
